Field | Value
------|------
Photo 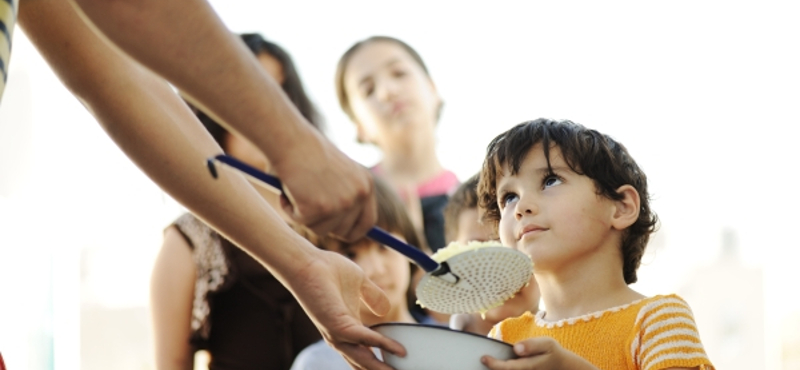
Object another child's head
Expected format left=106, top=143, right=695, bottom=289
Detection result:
left=444, top=173, right=496, bottom=244
left=334, top=36, right=442, bottom=148
left=192, top=33, right=322, bottom=171
left=478, top=118, right=658, bottom=284
left=320, top=178, right=424, bottom=324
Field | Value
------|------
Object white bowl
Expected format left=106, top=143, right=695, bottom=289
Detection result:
left=371, top=323, right=516, bottom=370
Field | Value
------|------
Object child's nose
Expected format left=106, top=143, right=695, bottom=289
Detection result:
left=514, top=198, right=538, bottom=220
left=376, top=79, right=399, bottom=102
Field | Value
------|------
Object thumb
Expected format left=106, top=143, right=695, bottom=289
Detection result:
left=514, top=337, right=554, bottom=357
left=360, top=278, right=391, bottom=317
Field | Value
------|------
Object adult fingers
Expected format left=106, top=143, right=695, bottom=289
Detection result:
left=332, top=176, right=376, bottom=242
left=360, top=275, right=391, bottom=317
left=338, top=344, right=396, bottom=370
left=339, top=192, right=377, bottom=242
left=327, top=199, right=366, bottom=242
left=342, top=325, right=406, bottom=358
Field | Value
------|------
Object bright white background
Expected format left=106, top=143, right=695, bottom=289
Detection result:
left=1, top=1, right=799, bottom=369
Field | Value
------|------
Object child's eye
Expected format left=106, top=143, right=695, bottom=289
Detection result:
left=500, top=192, right=519, bottom=209
left=363, top=85, right=375, bottom=97
left=543, top=175, right=562, bottom=188
left=392, top=69, right=407, bottom=78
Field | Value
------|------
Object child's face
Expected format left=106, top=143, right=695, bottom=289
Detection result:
left=455, top=208, right=495, bottom=244
left=323, top=234, right=411, bottom=320
left=343, top=41, right=441, bottom=150
left=495, top=144, right=618, bottom=268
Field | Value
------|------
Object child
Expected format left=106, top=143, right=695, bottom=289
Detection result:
left=478, top=119, right=714, bottom=370
left=444, top=174, right=541, bottom=336
left=335, top=36, right=460, bottom=253
left=290, top=178, right=433, bottom=370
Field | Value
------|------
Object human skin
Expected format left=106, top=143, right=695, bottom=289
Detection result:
left=324, top=235, right=417, bottom=327
left=17, top=1, right=404, bottom=369
left=71, top=0, right=377, bottom=242
left=150, top=52, right=298, bottom=370
left=342, top=40, right=443, bottom=188
left=453, top=208, right=540, bottom=336
left=483, top=145, right=694, bottom=370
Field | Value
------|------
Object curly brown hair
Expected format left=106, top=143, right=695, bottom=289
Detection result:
left=477, top=118, right=658, bottom=284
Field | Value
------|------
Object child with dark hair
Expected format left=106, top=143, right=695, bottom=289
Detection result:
left=444, top=174, right=541, bottom=336
left=479, top=119, right=714, bottom=370
left=291, top=178, right=433, bottom=370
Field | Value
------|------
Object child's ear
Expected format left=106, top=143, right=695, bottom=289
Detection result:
left=611, top=185, right=640, bottom=230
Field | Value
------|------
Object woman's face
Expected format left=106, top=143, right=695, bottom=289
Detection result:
left=223, top=52, right=285, bottom=172
left=343, top=41, right=441, bottom=149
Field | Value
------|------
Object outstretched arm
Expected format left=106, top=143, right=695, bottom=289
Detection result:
left=70, top=0, right=376, bottom=241
left=17, top=1, right=403, bottom=369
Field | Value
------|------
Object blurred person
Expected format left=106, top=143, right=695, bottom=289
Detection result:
left=335, top=36, right=459, bottom=254
left=479, top=119, right=713, bottom=370
left=151, top=33, right=325, bottom=370
left=443, top=173, right=541, bottom=336
left=15, top=1, right=406, bottom=368
left=291, top=178, right=434, bottom=370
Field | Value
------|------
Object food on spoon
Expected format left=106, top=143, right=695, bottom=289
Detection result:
left=430, top=240, right=504, bottom=263
left=419, top=240, right=533, bottom=317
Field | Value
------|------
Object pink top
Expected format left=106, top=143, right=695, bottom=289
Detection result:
left=370, top=164, right=460, bottom=198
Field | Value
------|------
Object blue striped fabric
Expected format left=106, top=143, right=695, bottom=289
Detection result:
left=0, top=0, right=17, bottom=103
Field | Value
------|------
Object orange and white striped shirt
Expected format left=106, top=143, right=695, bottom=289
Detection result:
left=489, top=294, right=714, bottom=370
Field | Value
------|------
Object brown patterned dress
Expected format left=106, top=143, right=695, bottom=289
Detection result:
left=172, top=214, right=321, bottom=370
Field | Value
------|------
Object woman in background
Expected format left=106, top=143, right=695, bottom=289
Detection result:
left=150, top=33, right=323, bottom=370
left=335, top=36, right=459, bottom=254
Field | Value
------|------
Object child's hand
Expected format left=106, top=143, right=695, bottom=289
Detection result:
left=481, top=337, right=600, bottom=370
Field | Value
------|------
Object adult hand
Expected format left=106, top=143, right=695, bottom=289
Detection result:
left=288, top=248, right=406, bottom=370
left=272, top=131, right=377, bottom=242
left=482, top=337, right=599, bottom=370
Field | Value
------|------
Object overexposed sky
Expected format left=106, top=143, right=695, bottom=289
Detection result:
left=1, top=1, right=799, bottom=369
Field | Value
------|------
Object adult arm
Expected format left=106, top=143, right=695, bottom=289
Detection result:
left=17, top=1, right=404, bottom=369
left=150, top=227, right=196, bottom=370
left=70, top=0, right=376, bottom=241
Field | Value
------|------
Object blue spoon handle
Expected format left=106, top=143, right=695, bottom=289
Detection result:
left=208, top=154, right=441, bottom=273
left=365, top=228, right=438, bottom=272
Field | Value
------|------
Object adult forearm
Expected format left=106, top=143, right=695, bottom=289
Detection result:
left=70, top=0, right=314, bottom=167
left=17, top=0, right=316, bottom=280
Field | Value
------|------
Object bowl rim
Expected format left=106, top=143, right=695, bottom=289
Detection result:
left=369, top=322, right=512, bottom=348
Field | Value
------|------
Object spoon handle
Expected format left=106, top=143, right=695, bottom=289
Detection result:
left=207, top=154, right=440, bottom=273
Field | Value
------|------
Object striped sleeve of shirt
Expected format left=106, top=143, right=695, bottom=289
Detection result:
left=1, top=0, right=19, bottom=103
left=631, top=295, right=714, bottom=370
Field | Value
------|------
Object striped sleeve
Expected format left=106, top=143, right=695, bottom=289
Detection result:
left=1, top=0, right=18, bottom=103
left=631, top=295, right=714, bottom=370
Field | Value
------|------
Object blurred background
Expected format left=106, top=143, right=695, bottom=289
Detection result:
left=1, top=0, right=799, bottom=369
